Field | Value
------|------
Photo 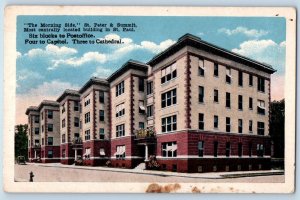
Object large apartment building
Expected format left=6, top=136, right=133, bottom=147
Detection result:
left=57, top=89, right=80, bottom=165
left=26, top=33, right=275, bottom=172
left=79, top=77, right=111, bottom=166
left=26, top=106, right=40, bottom=162
left=38, top=100, right=60, bottom=163
left=108, top=61, right=148, bottom=168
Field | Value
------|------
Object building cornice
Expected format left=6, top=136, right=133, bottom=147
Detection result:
left=147, top=33, right=276, bottom=74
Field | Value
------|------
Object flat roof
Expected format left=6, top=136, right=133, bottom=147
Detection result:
left=37, top=100, right=59, bottom=111
left=107, top=59, right=148, bottom=82
left=57, top=89, right=80, bottom=102
left=25, top=106, right=39, bottom=115
left=147, top=33, right=276, bottom=74
left=79, top=77, right=109, bottom=94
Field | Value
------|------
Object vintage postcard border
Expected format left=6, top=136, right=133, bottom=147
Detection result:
left=4, top=6, right=296, bottom=193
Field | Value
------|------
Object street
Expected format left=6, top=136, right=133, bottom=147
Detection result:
left=14, top=163, right=284, bottom=183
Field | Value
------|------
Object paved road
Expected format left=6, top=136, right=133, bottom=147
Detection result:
left=15, top=164, right=284, bottom=183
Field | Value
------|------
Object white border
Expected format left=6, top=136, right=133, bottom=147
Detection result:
left=3, top=6, right=296, bottom=193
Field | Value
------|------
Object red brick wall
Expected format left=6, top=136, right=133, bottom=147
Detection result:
left=110, top=136, right=144, bottom=168
left=156, top=132, right=189, bottom=156
left=40, top=146, right=60, bottom=163
left=60, top=143, right=74, bottom=165
left=82, top=140, right=111, bottom=166
left=156, top=131, right=270, bottom=157
left=187, top=131, right=271, bottom=157
left=156, top=131, right=271, bottom=172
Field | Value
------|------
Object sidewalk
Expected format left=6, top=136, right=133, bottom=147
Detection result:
left=25, top=162, right=284, bottom=179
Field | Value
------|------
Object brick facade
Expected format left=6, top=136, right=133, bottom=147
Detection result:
left=25, top=33, right=276, bottom=173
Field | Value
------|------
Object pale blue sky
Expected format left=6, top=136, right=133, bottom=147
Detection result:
left=16, top=16, right=286, bottom=124
left=17, top=16, right=286, bottom=94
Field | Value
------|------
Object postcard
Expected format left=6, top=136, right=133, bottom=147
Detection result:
left=3, top=6, right=296, bottom=193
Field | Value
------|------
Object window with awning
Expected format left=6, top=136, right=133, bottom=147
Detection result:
left=99, top=148, right=105, bottom=156
left=115, top=145, right=126, bottom=159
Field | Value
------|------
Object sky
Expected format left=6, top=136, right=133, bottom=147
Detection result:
left=16, top=16, right=286, bottom=124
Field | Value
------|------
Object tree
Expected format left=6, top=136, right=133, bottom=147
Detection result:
left=270, top=99, right=285, bottom=158
left=15, top=124, right=28, bottom=159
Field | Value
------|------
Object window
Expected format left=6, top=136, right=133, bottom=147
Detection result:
left=161, top=88, right=177, bottom=108
left=84, top=112, right=90, bottom=123
left=214, top=141, right=218, bottom=157
left=62, top=119, right=66, bottom=128
left=48, top=111, right=53, bottom=119
left=79, top=103, right=82, bottom=113
left=198, top=141, right=204, bottom=157
left=34, top=139, right=39, bottom=145
left=62, top=134, right=66, bottom=143
left=116, top=145, right=126, bottom=159
left=74, top=133, right=80, bottom=140
left=139, top=101, right=146, bottom=114
left=199, top=86, right=204, bottom=103
left=116, top=81, right=125, bottom=96
left=99, top=110, right=105, bottom=122
left=198, top=59, right=205, bottom=76
left=34, top=116, right=39, bottom=123
left=84, top=148, right=91, bottom=159
left=249, top=120, right=253, bottom=132
left=99, top=91, right=105, bottom=103
left=62, top=149, right=66, bottom=158
left=226, top=67, right=231, bottom=84
left=226, top=92, right=231, bottom=108
left=225, top=142, right=231, bottom=157
left=62, top=104, right=65, bottom=113
left=35, top=127, right=39, bottom=135
left=100, top=148, right=105, bottom=156
left=147, top=81, right=153, bottom=95
left=257, top=100, right=266, bottom=115
left=42, top=125, right=44, bottom=132
left=257, top=144, right=264, bottom=157
left=226, top=117, right=231, bottom=132
left=147, top=105, right=153, bottom=117
left=79, top=121, right=82, bottom=129
left=116, top=124, right=125, bottom=137
left=214, top=89, right=218, bottom=102
left=198, top=113, right=204, bottom=130
left=84, top=99, right=90, bottom=107
left=116, top=103, right=125, bottom=117
left=48, top=150, right=53, bottom=158
left=214, top=63, right=218, bottom=76
left=249, top=142, right=253, bottom=157
left=74, top=101, right=79, bottom=111
left=249, top=97, right=253, bottom=110
left=238, top=95, right=243, bottom=110
left=48, top=124, right=53, bottom=132
left=161, top=63, right=177, bottom=84
left=41, top=112, right=43, bottom=120
left=42, top=138, right=44, bottom=145
left=258, top=77, right=265, bottom=92
left=74, top=117, right=79, bottom=127
left=47, top=137, right=53, bottom=145
left=257, top=122, right=265, bottom=135
left=161, top=115, right=177, bottom=133
left=238, top=71, right=243, bottom=86
left=139, top=122, right=145, bottom=129
left=162, top=142, right=177, bottom=157
left=238, top=119, right=243, bottom=133
left=214, top=115, right=218, bottom=129
left=85, top=129, right=90, bottom=140
left=249, top=74, right=253, bottom=86
left=99, top=128, right=105, bottom=139
left=138, top=77, right=145, bottom=92
left=238, top=143, right=243, bottom=157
